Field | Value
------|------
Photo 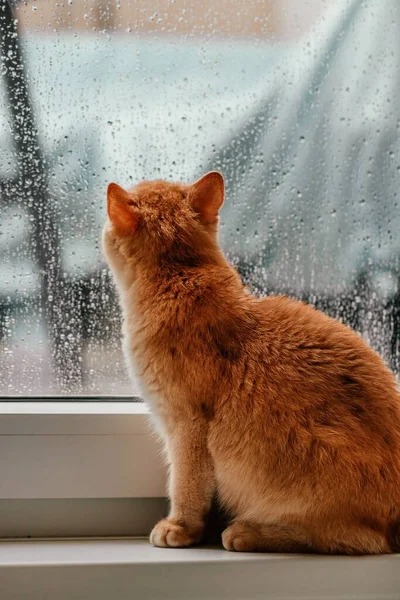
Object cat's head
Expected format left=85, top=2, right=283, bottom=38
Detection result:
left=103, top=171, right=225, bottom=268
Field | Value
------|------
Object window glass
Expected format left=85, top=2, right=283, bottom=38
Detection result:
left=0, top=0, right=398, bottom=396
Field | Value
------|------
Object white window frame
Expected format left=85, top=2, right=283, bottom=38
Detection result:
left=1, top=403, right=400, bottom=600
left=0, top=401, right=167, bottom=539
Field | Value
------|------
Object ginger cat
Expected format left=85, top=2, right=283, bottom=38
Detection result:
left=102, top=171, right=400, bottom=555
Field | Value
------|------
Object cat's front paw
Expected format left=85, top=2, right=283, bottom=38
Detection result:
left=150, top=519, right=203, bottom=548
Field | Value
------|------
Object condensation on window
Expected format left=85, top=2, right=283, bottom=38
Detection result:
left=0, top=0, right=398, bottom=396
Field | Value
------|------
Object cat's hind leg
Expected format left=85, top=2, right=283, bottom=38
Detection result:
left=222, top=520, right=391, bottom=554
left=222, top=520, right=315, bottom=553
left=313, top=522, right=391, bottom=555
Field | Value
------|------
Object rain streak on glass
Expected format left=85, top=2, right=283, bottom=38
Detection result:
left=0, top=0, right=398, bottom=396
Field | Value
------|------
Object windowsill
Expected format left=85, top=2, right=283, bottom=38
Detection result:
left=0, top=401, right=166, bottom=499
left=0, top=402, right=167, bottom=537
left=0, top=400, right=150, bottom=434
left=1, top=538, right=399, bottom=600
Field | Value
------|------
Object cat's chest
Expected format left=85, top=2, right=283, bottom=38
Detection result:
left=121, top=315, right=178, bottom=435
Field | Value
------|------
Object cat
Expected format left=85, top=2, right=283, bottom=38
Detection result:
left=102, top=171, right=400, bottom=555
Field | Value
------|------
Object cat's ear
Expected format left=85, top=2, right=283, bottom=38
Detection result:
left=190, top=171, right=224, bottom=224
left=107, top=183, right=139, bottom=235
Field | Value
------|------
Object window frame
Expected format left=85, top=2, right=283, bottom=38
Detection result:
left=0, top=401, right=167, bottom=538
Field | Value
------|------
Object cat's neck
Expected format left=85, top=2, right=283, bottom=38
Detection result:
left=133, top=254, right=247, bottom=312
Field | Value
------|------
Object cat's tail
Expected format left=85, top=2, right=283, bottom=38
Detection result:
left=387, top=520, right=400, bottom=552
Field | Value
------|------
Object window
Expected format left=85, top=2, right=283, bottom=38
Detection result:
left=1, top=0, right=398, bottom=398
left=1, top=0, right=398, bottom=399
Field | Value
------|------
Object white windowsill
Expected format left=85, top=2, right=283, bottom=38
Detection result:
left=0, top=400, right=151, bottom=434
left=0, top=402, right=167, bottom=537
left=0, top=402, right=166, bottom=501
left=1, top=538, right=399, bottom=600
left=1, top=400, right=399, bottom=600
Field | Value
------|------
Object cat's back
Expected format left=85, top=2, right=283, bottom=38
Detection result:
left=256, top=294, right=399, bottom=405
left=259, top=293, right=388, bottom=359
